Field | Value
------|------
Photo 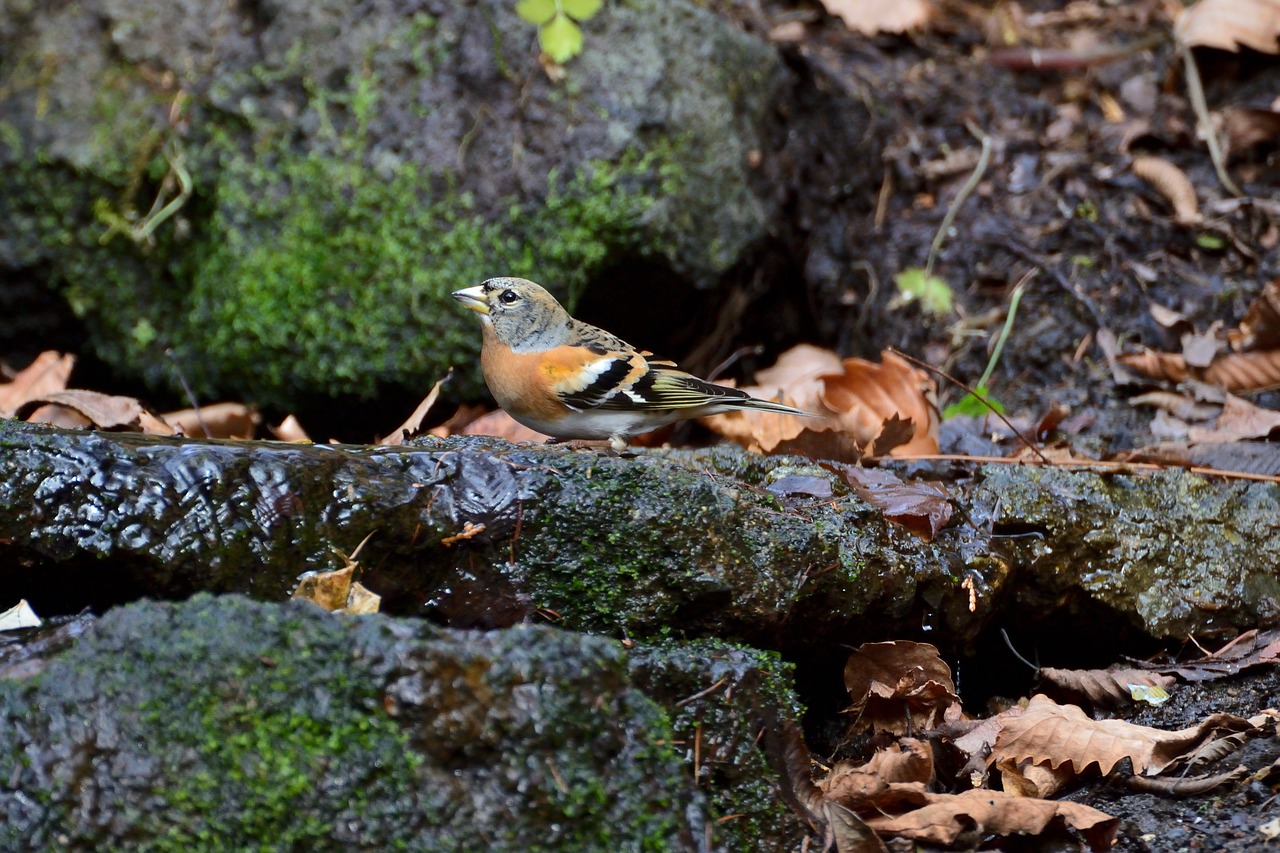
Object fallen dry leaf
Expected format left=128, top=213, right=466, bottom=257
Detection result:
left=863, top=788, right=1118, bottom=850
left=991, top=693, right=1273, bottom=777
left=163, top=402, right=261, bottom=439
left=820, top=0, right=935, bottom=35
left=703, top=346, right=940, bottom=460
left=1186, top=393, right=1280, bottom=442
left=995, top=756, right=1074, bottom=798
left=1175, top=0, right=1280, bottom=53
left=1131, top=155, right=1201, bottom=225
left=835, top=465, right=953, bottom=540
left=820, top=738, right=936, bottom=808
left=1229, top=278, right=1280, bottom=351
left=271, top=414, right=312, bottom=443
left=1038, top=666, right=1177, bottom=709
left=21, top=390, right=173, bottom=434
left=1120, top=347, right=1280, bottom=392
left=291, top=566, right=382, bottom=614
left=844, top=641, right=960, bottom=735
left=0, top=351, right=74, bottom=417
left=1222, top=106, right=1280, bottom=158
left=1123, top=439, right=1280, bottom=475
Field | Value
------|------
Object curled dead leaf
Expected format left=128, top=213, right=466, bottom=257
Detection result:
left=1038, top=666, right=1177, bottom=710
left=1229, top=278, right=1280, bottom=351
left=1131, top=155, right=1200, bottom=225
left=844, top=641, right=960, bottom=734
left=863, top=788, right=1118, bottom=850
left=0, top=351, right=74, bottom=417
left=19, top=390, right=173, bottom=434
left=163, top=402, right=262, bottom=439
left=1175, top=0, right=1280, bottom=53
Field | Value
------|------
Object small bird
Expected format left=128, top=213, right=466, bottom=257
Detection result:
left=452, top=277, right=811, bottom=451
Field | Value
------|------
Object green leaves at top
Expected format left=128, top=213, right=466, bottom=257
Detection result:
left=561, top=0, right=603, bottom=19
left=517, top=0, right=605, bottom=65
left=892, top=267, right=954, bottom=316
left=516, top=0, right=557, bottom=24
left=540, top=14, right=585, bottom=63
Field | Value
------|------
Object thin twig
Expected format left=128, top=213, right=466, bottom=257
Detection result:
left=890, top=349, right=1053, bottom=464
left=166, top=348, right=209, bottom=438
left=925, top=122, right=993, bottom=281
left=1178, top=41, right=1243, bottom=198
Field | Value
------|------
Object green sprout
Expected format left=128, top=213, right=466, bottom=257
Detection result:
left=942, top=273, right=1032, bottom=419
left=516, top=0, right=604, bottom=64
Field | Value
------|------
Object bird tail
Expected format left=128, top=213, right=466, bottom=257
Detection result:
left=733, top=398, right=819, bottom=417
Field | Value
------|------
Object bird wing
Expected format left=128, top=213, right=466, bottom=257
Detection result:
left=592, top=365, right=754, bottom=411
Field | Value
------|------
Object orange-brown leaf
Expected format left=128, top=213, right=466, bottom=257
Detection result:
left=837, top=466, right=953, bottom=540
left=163, top=402, right=262, bottom=440
left=844, top=641, right=959, bottom=734
left=21, top=390, right=171, bottom=434
left=819, top=351, right=940, bottom=456
left=864, top=788, right=1118, bottom=850
left=0, top=351, right=74, bottom=417
left=1229, top=278, right=1280, bottom=352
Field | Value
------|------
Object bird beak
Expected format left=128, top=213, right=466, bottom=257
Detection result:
left=451, top=286, right=489, bottom=315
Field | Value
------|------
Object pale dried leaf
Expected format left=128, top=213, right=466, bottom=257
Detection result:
left=24, top=403, right=91, bottom=430
left=1181, top=326, right=1224, bottom=368
left=0, top=599, right=42, bottom=632
left=1187, top=393, right=1280, bottom=442
left=292, top=567, right=356, bottom=611
left=1131, top=155, right=1200, bottom=225
left=343, top=581, right=382, bottom=614
left=0, top=351, right=74, bottom=417
left=1176, top=0, right=1280, bottom=53
left=22, top=390, right=160, bottom=431
left=163, top=402, right=261, bottom=439
left=991, top=694, right=1270, bottom=777
left=1039, top=666, right=1177, bottom=709
left=863, top=788, right=1118, bottom=850
left=1129, top=390, right=1220, bottom=423
left=821, top=0, right=935, bottom=35
left=272, top=414, right=312, bottom=443
left=845, top=641, right=959, bottom=734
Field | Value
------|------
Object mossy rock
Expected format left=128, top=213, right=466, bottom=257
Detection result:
left=0, top=0, right=789, bottom=408
left=0, top=595, right=716, bottom=850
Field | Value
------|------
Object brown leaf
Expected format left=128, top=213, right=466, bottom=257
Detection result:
left=1202, top=349, right=1280, bottom=391
left=0, top=351, right=74, bottom=417
left=1123, top=440, right=1280, bottom=476
left=1186, top=393, right=1280, bottom=442
left=820, top=0, right=935, bottom=35
left=995, top=757, right=1074, bottom=798
left=1131, top=155, right=1201, bottom=224
left=20, top=390, right=171, bottom=433
left=837, top=466, right=953, bottom=540
left=702, top=346, right=939, bottom=459
left=844, top=641, right=960, bottom=734
left=1229, top=278, right=1280, bottom=352
left=1038, top=666, right=1177, bottom=709
left=162, top=402, right=261, bottom=440
left=819, top=352, right=940, bottom=456
left=820, top=738, right=936, bottom=809
left=991, top=694, right=1271, bottom=777
left=863, top=788, right=1118, bottom=850
left=1181, top=326, right=1224, bottom=368
left=1127, top=625, right=1280, bottom=682
left=1175, top=0, right=1280, bottom=53
left=271, top=414, right=312, bottom=443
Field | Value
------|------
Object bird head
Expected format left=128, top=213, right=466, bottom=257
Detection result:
left=452, top=278, right=572, bottom=350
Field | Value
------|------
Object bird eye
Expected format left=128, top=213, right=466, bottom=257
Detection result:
left=499, top=290, right=519, bottom=304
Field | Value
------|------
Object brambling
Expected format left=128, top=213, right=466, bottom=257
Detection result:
left=452, top=277, right=812, bottom=451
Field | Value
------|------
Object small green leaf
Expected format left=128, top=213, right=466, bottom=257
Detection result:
left=516, top=0, right=557, bottom=25
left=539, top=13, right=583, bottom=63
left=561, top=0, right=603, bottom=20
left=942, top=385, right=1006, bottom=419
left=893, top=267, right=953, bottom=316
left=1195, top=232, right=1225, bottom=251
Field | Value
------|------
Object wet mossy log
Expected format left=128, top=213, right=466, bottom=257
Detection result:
left=1, top=420, right=1277, bottom=640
